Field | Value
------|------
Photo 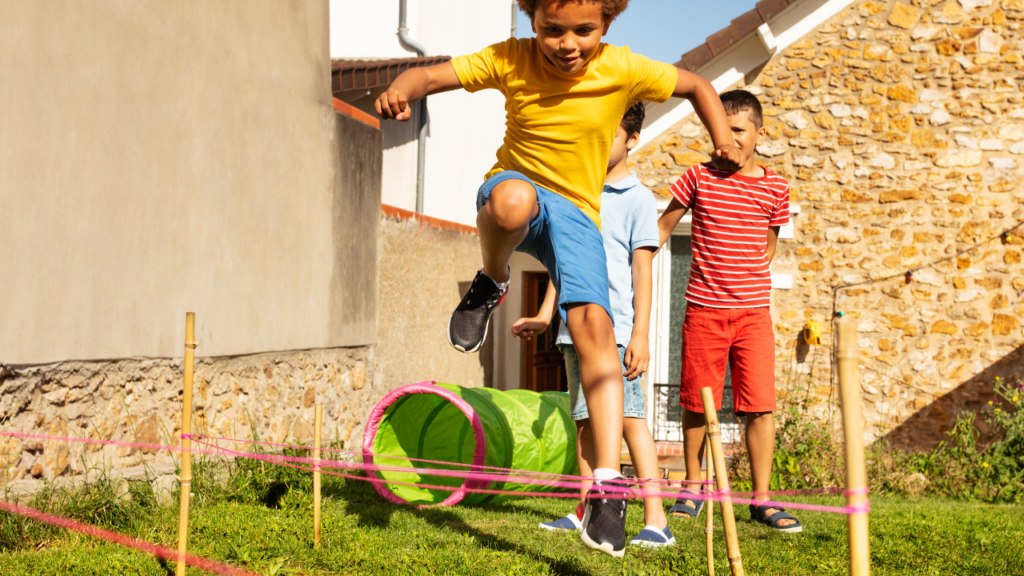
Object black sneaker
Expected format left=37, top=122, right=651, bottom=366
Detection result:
left=447, top=269, right=508, bottom=353
left=580, top=480, right=628, bottom=558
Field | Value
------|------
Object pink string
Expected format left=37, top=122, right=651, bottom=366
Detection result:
left=0, top=430, right=867, bottom=514
left=185, top=433, right=709, bottom=486
left=727, top=488, right=845, bottom=497
left=0, top=499, right=259, bottom=576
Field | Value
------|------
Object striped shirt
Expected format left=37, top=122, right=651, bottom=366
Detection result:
left=669, top=163, right=789, bottom=308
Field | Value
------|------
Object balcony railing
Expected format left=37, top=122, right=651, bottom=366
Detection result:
left=652, top=383, right=742, bottom=445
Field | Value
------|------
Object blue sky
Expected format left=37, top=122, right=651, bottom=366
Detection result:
left=516, top=0, right=760, bottom=64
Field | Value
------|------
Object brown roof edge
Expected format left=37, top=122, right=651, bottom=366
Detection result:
left=679, top=0, right=797, bottom=72
left=332, top=56, right=452, bottom=95
left=381, top=204, right=478, bottom=235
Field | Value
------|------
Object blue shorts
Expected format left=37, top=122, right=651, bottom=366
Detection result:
left=476, top=171, right=612, bottom=324
left=561, top=345, right=646, bottom=421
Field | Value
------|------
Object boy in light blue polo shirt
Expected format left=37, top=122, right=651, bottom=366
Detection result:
left=512, top=103, right=672, bottom=547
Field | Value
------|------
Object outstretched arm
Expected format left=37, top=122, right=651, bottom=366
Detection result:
left=375, top=62, right=464, bottom=121
left=672, top=69, right=744, bottom=171
left=512, top=280, right=558, bottom=340
left=656, top=198, right=689, bottom=253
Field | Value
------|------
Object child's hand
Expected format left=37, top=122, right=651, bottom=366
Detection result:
left=512, top=317, right=550, bottom=340
left=711, top=144, right=745, bottom=172
left=623, top=336, right=650, bottom=379
left=375, top=87, right=414, bottom=121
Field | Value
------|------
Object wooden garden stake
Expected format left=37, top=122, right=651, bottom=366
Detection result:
left=700, top=387, right=744, bottom=576
left=176, top=312, right=197, bottom=576
left=313, top=403, right=323, bottom=549
left=705, top=431, right=715, bottom=576
left=837, top=319, right=870, bottom=576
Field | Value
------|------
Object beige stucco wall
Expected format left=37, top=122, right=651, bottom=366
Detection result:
left=376, top=211, right=492, bottom=392
left=0, top=0, right=376, bottom=364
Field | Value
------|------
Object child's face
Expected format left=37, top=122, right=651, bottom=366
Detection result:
left=531, top=1, right=609, bottom=75
left=725, top=110, right=766, bottom=167
left=607, top=125, right=638, bottom=169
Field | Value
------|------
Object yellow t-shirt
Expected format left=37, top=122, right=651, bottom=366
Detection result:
left=451, top=38, right=677, bottom=229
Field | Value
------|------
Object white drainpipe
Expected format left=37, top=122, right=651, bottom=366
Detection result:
left=398, top=0, right=428, bottom=214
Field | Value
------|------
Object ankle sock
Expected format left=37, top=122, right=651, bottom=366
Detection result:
left=593, top=468, right=623, bottom=481
left=482, top=267, right=511, bottom=290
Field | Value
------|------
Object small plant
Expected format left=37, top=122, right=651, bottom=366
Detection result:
left=728, top=377, right=1024, bottom=503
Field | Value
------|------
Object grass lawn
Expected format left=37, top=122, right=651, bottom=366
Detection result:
left=1, top=475, right=1021, bottom=575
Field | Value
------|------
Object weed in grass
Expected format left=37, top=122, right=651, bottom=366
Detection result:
left=0, top=471, right=158, bottom=552
left=728, top=376, right=1024, bottom=504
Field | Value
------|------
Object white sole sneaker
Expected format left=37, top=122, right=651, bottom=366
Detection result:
left=580, top=502, right=626, bottom=559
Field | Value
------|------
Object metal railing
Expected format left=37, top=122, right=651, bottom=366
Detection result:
left=652, top=383, right=742, bottom=444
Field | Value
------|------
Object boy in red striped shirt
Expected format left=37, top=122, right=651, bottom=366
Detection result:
left=656, top=90, right=801, bottom=533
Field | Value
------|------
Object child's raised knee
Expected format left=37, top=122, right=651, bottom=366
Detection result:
left=481, top=179, right=537, bottom=232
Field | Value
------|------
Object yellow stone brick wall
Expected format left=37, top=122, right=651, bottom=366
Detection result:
left=634, top=0, right=1024, bottom=448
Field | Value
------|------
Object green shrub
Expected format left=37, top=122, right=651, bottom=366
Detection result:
left=728, top=377, right=1024, bottom=504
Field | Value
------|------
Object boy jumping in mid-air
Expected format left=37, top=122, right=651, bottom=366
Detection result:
left=512, top=103, right=672, bottom=548
left=656, top=90, right=802, bottom=533
left=376, top=0, right=742, bottom=556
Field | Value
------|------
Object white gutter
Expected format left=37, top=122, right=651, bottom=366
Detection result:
left=398, top=0, right=428, bottom=214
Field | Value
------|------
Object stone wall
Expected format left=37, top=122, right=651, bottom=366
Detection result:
left=0, top=346, right=374, bottom=488
left=633, top=0, right=1024, bottom=449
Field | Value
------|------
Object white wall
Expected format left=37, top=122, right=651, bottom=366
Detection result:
left=331, top=0, right=512, bottom=226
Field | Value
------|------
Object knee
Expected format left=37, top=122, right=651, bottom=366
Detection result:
left=482, top=180, right=536, bottom=232
left=574, top=305, right=613, bottom=339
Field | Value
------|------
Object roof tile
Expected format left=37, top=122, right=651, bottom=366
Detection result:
left=332, top=56, right=452, bottom=95
left=706, top=26, right=741, bottom=56
left=682, top=43, right=715, bottom=72
left=732, top=9, right=765, bottom=38
left=756, top=0, right=790, bottom=22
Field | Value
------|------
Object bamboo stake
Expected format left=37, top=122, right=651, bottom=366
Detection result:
left=313, top=404, right=323, bottom=549
left=700, top=387, right=744, bottom=576
left=705, top=431, right=715, bottom=576
left=836, top=319, right=870, bottom=576
left=176, top=313, right=196, bottom=576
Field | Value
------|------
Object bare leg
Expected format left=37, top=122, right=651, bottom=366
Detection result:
left=745, top=411, right=794, bottom=527
left=475, top=179, right=539, bottom=283
left=566, top=303, right=622, bottom=472
left=576, top=421, right=595, bottom=500
left=675, top=407, right=707, bottom=516
left=622, top=418, right=667, bottom=529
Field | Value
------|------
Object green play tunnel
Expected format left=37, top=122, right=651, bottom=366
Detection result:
left=361, top=382, right=578, bottom=506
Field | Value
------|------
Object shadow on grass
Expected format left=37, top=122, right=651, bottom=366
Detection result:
left=408, top=506, right=591, bottom=576
left=155, top=558, right=175, bottom=576
left=327, top=477, right=592, bottom=575
left=263, top=482, right=290, bottom=509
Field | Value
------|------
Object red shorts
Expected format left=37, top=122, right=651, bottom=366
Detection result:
left=680, top=303, right=776, bottom=415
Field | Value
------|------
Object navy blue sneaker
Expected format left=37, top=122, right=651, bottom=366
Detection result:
left=539, top=503, right=585, bottom=531
left=630, top=525, right=676, bottom=547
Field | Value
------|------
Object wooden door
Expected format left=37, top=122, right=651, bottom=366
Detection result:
left=521, top=272, right=568, bottom=393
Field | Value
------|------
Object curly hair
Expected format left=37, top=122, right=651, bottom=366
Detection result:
left=516, top=0, right=630, bottom=22
left=621, top=102, right=645, bottom=139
